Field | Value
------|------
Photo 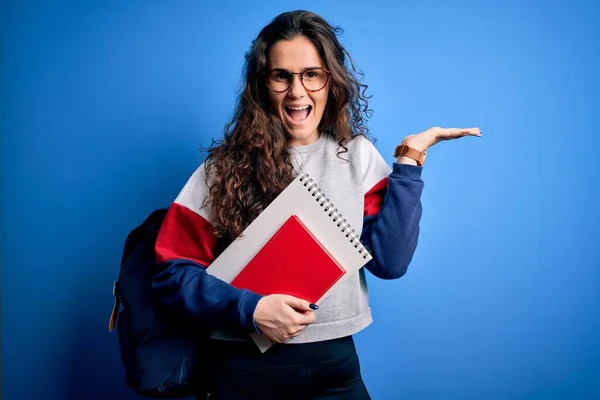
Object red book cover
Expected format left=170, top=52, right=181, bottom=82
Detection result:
left=230, top=214, right=346, bottom=304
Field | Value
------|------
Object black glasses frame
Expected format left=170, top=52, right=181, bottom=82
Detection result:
left=265, top=68, right=331, bottom=93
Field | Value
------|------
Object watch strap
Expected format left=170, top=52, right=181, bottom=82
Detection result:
left=394, top=144, right=426, bottom=166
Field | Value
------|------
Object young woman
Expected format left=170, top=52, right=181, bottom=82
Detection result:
left=152, top=10, right=480, bottom=400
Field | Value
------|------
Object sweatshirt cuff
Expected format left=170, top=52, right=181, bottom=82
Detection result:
left=238, top=290, right=263, bottom=333
left=392, top=162, right=423, bottom=181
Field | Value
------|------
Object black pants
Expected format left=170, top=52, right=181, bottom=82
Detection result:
left=201, top=335, right=371, bottom=400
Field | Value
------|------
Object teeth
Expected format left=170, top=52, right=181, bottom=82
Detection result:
left=286, top=105, right=310, bottom=111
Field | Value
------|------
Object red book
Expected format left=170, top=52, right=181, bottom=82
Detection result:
left=230, top=214, right=346, bottom=304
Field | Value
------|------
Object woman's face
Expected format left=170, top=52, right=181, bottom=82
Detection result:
left=267, top=36, right=330, bottom=147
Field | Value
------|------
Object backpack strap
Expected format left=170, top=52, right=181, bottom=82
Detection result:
left=108, top=281, right=121, bottom=332
left=108, top=208, right=168, bottom=332
left=121, top=208, right=169, bottom=265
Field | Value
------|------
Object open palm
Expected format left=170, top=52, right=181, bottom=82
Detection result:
left=404, top=126, right=481, bottom=151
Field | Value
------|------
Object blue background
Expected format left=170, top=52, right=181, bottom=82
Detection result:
left=2, top=0, right=599, bottom=399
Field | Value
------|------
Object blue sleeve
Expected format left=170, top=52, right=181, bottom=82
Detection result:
left=152, top=259, right=263, bottom=333
left=361, top=163, right=424, bottom=279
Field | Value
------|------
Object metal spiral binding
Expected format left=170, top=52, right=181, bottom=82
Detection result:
left=299, top=173, right=370, bottom=259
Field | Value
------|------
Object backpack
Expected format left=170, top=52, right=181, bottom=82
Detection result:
left=108, top=208, right=213, bottom=399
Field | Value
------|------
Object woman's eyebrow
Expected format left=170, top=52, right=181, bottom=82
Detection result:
left=270, top=66, right=323, bottom=72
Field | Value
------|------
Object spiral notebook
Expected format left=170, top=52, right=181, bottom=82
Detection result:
left=230, top=214, right=346, bottom=304
left=205, top=173, right=372, bottom=352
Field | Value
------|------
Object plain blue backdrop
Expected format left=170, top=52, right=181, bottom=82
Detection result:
left=2, top=0, right=599, bottom=399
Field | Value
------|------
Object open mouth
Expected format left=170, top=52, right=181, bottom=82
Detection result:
left=284, top=105, right=312, bottom=123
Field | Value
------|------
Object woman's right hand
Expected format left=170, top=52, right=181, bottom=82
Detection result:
left=253, top=294, right=317, bottom=343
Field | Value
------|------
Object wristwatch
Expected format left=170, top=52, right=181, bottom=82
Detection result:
left=394, top=144, right=427, bottom=166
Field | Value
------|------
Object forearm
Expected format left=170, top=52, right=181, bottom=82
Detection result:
left=152, top=259, right=262, bottom=333
left=396, top=156, right=418, bottom=166
left=362, top=163, right=424, bottom=279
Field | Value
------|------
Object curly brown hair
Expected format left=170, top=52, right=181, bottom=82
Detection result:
left=203, top=10, right=372, bottom=239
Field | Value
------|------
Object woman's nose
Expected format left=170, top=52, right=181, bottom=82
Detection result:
left=287, top=74, right=306, bottom=98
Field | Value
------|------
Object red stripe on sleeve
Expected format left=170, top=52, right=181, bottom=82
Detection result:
left=155, top=202, right=217, bottom=266
left=364, top=177, right=388, bottom=217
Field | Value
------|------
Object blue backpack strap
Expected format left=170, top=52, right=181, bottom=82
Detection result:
left=121, top=208, right=168, bottom=265
left=109, top=208, right=168, bottom=332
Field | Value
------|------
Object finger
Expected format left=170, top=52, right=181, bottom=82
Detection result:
left=463, top=127, right=481, bottom=136
left=283, top=295, right=313, bottom=312
left=289, top=330, right=302, bottom=339
left=290, top=325, right=308, bottom=337
left=452, top=127, right=481, bottom=136
left=296, top=311, right=316, bottom=326
left=438, top=128, right=481, bottom=140
left=428, top=126, right=481, bottom=138
left=288, top=326, right=304, bottom=336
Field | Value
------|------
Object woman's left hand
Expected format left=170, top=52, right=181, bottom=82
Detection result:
left=402, top=126, right=482, bottom=152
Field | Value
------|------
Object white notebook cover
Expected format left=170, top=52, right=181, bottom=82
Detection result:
left=205, top=173, right=372, bottom=351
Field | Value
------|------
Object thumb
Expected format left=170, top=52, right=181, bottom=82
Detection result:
left=283, top=295, right=317, bottom=312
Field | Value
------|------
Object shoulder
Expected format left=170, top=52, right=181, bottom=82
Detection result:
left=345, top=134, right=384, bottom=160
left=173, top=163, right=211, bottom=215
left=345, top=134, right=370, bottom=151
left=346, top=135, right=391, bottom=191
left=347, top=134, right=390, bottom=168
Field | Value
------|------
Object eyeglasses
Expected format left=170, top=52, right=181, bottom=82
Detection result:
left=265, top=68, right=331, bottom=93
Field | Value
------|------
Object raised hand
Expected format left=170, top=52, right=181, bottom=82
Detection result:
left=403, top=126, right=481, bottom=152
